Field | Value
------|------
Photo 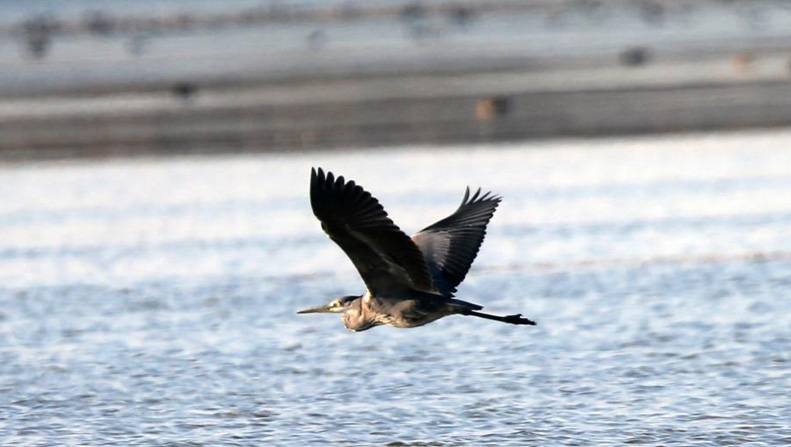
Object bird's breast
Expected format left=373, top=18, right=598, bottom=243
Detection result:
left=366, top=297, right=452, bottom=328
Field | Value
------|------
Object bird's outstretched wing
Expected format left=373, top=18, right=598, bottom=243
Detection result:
left=310, top=168, right=434, bottom=295
left=412, top=187, right=501, bottom=296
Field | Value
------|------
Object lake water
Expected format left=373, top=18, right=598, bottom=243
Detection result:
left=1, top=130, right=790, bottom=445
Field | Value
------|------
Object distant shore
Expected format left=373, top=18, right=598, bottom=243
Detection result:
left=3, top=0, right=791, bottom=160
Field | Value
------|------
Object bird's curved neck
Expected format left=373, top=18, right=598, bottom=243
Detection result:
left=343, top=295, right=378, bottom=332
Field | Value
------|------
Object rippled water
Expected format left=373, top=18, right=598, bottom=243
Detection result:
left=2, top=131, right=790, bottom=445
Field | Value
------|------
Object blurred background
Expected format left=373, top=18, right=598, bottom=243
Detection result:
left=1, top=1, right=790, bottom=446
left=4, top=0, right=791, bottom=157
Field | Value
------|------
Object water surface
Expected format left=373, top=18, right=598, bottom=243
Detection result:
left=1, top=131, right=790, bottom=445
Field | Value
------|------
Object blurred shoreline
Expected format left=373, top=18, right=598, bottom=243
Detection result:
left=3, top=0, right=791, bottom=160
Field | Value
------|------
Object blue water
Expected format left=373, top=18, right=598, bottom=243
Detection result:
left=1, top=131, right=790, bottom=445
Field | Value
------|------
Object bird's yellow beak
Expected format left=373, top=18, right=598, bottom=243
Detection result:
left=297, top=303, right=337, bottom=314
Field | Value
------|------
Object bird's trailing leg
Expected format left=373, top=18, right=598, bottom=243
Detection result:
left=462, top=310, right=536, bottom=325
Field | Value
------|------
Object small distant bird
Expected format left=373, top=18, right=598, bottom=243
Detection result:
left=298, top=168, right=536, bottom=331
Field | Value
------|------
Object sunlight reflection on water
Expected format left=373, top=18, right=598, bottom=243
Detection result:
left=1, top=131, right=790, bottom=445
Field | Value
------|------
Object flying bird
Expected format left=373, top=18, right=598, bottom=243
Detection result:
left=298, top=168, right=536, bottom=331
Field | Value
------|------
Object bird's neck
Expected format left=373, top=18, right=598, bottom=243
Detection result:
left=343, top=297, right=378, bottom=332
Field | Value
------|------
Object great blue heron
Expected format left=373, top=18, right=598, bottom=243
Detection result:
left=298, top=168, right=536, bottom=331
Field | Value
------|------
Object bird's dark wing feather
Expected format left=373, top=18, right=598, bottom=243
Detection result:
left=412, top=187, right=501, bottom=296
left=310, top=167, right=434, bottom=295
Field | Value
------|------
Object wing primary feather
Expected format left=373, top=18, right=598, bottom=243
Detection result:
left=310, top=167, right=434, bottom=294
left=412, top=186, right=502, bottom=296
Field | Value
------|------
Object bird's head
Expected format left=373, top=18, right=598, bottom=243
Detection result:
left=297, top=295, right=359, bottom=315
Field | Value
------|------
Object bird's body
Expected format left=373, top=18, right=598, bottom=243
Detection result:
left=343, top=293, right=446, bottom=331
left=298, top=168, right=535, bottom=331
left=342, top=291, right=479, bottom=331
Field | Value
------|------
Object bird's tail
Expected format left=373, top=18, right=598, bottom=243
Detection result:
left=448, top=298, right=483, bottom=311
left=411, top=290, right=483, bottom=311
